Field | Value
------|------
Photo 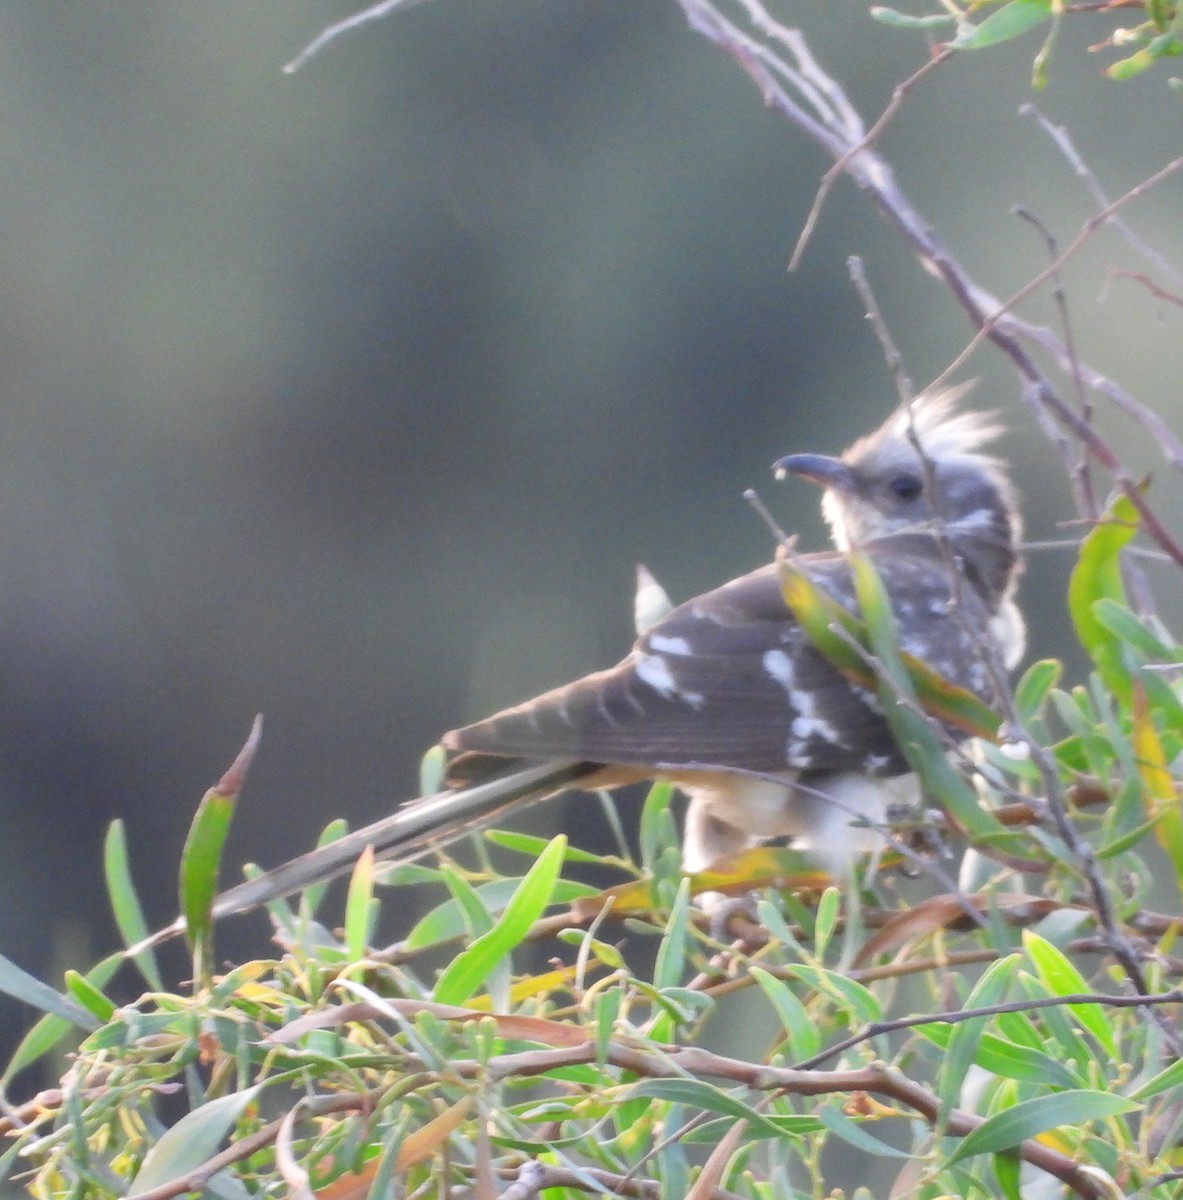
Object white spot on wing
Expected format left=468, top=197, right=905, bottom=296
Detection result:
left=634, top=652, right=676, bottom=695
left=762, top=649, right=795, bottom=691
left=788, top=685, right=842, bottom=745
left=648, top=634, right=693, bottom=656
left=634, top=652, right=704, bottom=709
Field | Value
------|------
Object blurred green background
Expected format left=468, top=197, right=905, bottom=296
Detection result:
left=0, top=1, right=1180, bottom=1060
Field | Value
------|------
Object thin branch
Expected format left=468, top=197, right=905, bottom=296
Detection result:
left=1012, top=205, right=1099, bottom=520
left=284, top=0, right=431, bottom=74
left=794, top=987, right=1183, bottom=1071
left=1019, top=101, right=1183, bottom=289
left=927, top=151, right=1183, bottom=431
left=1110, top=269, right=1183, bottom=308
left=790, top=48, right=954, bottom=270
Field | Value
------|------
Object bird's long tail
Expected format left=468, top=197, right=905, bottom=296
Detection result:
left=133, top=758, right=590, bottom=952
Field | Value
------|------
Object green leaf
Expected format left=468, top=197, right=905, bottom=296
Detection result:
left=681, top=1113, right=824, bottom=1143
left=2, top=952, right=121, bottom=1083
left=433, top=835, right=567, bottom=1005
left=917, top=1024, right=1079, bottom=1088
left=946, top=1089, right=1138, bottom=1165
left=125, top=1085, right=263, bottom=1196
left=1068, top=493, right=1139, bottom=706
left=343, top=845, right=376, bottom=960
left=750, top=966, right=821, bottom=1060
left=813, top=886, right=840, bottom=959
left=104, top=821, right=162, bottom=991
left=818, top=1103, right=914, bottom=1158
left=405, top=878, right=597, bottom=950
left=1107, top=33, right=1183, bottom=80
left=63, top=971, right=117, bottom=1023
left=653, top=878, right=692, bottom=990
left=624, top=1078, right=791, bottom=1141
left=639, top=782, right=676, bottom=873
left=0, top=951, right=98, bottom=1030
left=994, top=1147, right=1023, bottom=1200
left=1022, top=931, right=1117, bottom=1058
left=1090, top=598, right=1179, bottom=661
left=937, top=956, right=1018, bottom=1118
left=784, top=962, right=881, bottom=1026
left=299, top=819, right=349, bottom=918
left=869, top=6, right=956, bottom=30
left=484, top=829, right=605, bottom=863
left=419, top=742, right=447, bottom=796
left=594, top=987, right=621, bottom=1066
left=952, top=0, right=1054, bottom=50
left=1013, top=659, right=1062, bottom=722
left=180, top=717, right=262, bottom=982
left=439, top=864, right=496, bottom=939
left=1131, top=1052, right=1183, bottom=1101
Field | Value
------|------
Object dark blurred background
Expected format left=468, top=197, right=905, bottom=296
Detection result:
left=0, top=1, right=1180, bottom=1059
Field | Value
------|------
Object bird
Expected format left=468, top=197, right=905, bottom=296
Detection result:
left=197, top=382, right=1024, bottom=926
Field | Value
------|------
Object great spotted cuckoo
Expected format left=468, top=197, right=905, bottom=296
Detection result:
left=203, top=384, right=1024, bottom=923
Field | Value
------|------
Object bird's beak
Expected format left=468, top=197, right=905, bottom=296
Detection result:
left=773, top=453, right=855, bottom=493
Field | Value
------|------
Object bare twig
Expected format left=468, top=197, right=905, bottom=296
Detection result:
left=284, top=0, right=431, bottom=73
left=1012, top=205, right=1099, bottom=520
left=1020, top=101, right=1183, bottom=289
left=847, top=256, right=913, bottom=405
left=1110, top=269, right=1183, bottom=308
left=797, top=988, right=1183, bottom=1071
left=790, top=49, right=954, bottom=270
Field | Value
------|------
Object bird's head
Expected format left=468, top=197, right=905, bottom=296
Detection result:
left=774, top=382, right=1022, bottom=607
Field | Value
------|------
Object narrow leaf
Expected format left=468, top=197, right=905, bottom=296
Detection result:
left=1013, top=659, right=1062, bottom=721
left=104, top=821, right=162, bottom=990
left=625, top=1079, right=791, bottom=1141
left=936, top=956, right=1016, bottom=1119
left=1067, top=494, right=1139, bottom=705
left=869, top=6, right=956, bottom=29
left=946, top=1089, right=1137, bottom=1165
left=180, top=716, right=262, bottom=982
left=653, top=878, right=692, bottom=990
left=817, top=1103, right=914, bottom=1158
left=2, top=953, right=120, bottom=1082
left=952, top=0, right=1054, bottom=50
left=433, top=835, right=567, bottom=1005
left=126, top=1086, right=262, bottom=1195
left=343, top=845, right=375, bottom=961
left=1022, top=931, right=1117, bottom=1058
left=63, top=971, right=117, bottom=1023
left=299, top=819, right=349, bottom=918
left=0, top=951, right=97, bottom=1029
left=750, top=966, right=821, bottom=1059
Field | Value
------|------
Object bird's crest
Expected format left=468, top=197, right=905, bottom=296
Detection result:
left=880, top=380, right=1004, bottom=466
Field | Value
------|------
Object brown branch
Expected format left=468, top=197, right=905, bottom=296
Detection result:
left=794, top=987, right=1183, bottom=1071
left=469, top=1042, right=1111, bottom=1200
left=1020, top=101, right=1183, bottom=289
left=790, top=48, right=954, bottom=271
left=1110, top=269, right=1183, bottom=308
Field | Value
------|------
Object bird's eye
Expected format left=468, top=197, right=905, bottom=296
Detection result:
left=888, top=473, right=923, bottom=501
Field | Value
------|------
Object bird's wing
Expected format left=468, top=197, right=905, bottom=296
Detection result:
left=444, top=557, right=926, bottom=776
